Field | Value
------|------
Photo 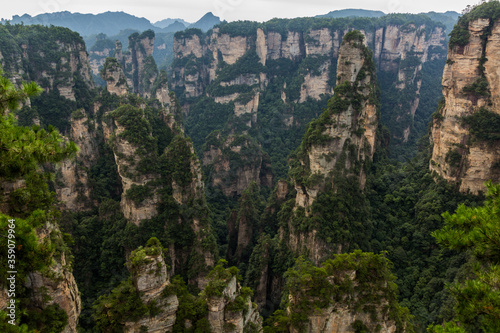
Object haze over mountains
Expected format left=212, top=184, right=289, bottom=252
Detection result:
left=1, top=8, right=460, bottom=37
left=1, top=11, right=221, bottom=36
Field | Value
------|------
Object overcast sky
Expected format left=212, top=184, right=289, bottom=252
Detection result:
left=2, top=0, right=480, bottom=23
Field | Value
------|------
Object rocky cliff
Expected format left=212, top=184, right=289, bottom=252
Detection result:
left=203, top=133, right=273, bottom=196
left=1, top=189, right=81, bottom=333
left=26, top=223, right=81, bottom=333
left=100, top=57, right=130, bottom=96
left=430, top=11, right=500, bottom=194
left=172, top=19, right=445, bottom=125
left=55, top=109, right=98, bottom=211
left=0, top=25, right=94, bottom=101
left=115, top=30, right=159, bottom=97
left=123, top=238, right=179, bottom=332
left=107, top=104, right=162, bottom=224
left=93, top=91, right=216, bottom=287
left=94, top=248, right=263, bottom=332
left=282, top=30, right=379, bottom=263
left=200, top=261, right=263, bottom=333
left=172, top=16, right=447, bottom=193
left=88, top=36, right=116, bottom=77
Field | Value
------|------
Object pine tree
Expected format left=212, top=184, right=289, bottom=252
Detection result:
left=429, top=181, right=500, bottom=332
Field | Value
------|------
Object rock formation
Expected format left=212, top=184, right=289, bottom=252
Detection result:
left=281, top=30, right=379, bottom=263
left=172, top=17, right=446, bottom=137
left=124, top=238, right=179, bottom=332
left=267, top=252, right=412, bottom=333
left=0, top=25, right=94, bottom=101
left=115, top=30, right=159, bottom=97
left=100, top=57, right=130, bottom=96
left=203, top=262, right=263, bottom=333
left=108, top=105, right=162, bottom=224
left=88, top=35, right=116, bottom=76
left=25, top=223, right=81, bottom=333
left=203, top=133, right=273, bottom=196
left=172, top=16, right=447, bottom=195
left=430, top=13, right=500, bottom=194
left=55, top=109, right=98, bottom=210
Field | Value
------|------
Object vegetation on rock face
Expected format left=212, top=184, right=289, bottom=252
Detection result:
left=0, top=71, right=77, bottom=332
left=5, top=7, right=500, bottom=333
left=92, top=278, right=150, bottom=331
left=430, top=182, right=500, bottom=332
left=280, top=33, right=378, bottom=254
left=264, top=252, right=413, bottom=332
left=449, top=1, right=500, bottom=49
left=461, top=108, right=500, bottom=142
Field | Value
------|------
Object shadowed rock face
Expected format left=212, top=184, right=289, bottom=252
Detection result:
left=203, top=133, right=273, bottom=197
left=430, top=18, right=500, bottom=194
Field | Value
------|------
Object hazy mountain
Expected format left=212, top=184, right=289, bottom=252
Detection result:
left=188, top=12, right=220, bottom=32
left=316, top=8, right=386, bottom=18
left=2, top=11, right=220, bottom=37
left=315, top=9, right=459, bottom=34
left=163, top=21, right=189, bottom=33
left=153, top=18, right=190, bottom=28
left=423, top=11, right=460, bottom=33
left=3, top=11, right=154, bottom=36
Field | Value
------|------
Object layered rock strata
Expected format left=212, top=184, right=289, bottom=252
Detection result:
left=430, top=17, right=500, bottom=193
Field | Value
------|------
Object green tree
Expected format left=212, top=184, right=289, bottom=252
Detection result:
left=0, top=70, right=77, bottom=332
left=430, top=181, right=500, bottom=332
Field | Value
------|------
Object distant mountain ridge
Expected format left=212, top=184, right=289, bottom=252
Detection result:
left=153, top=18, right=190, bottom=29
left=1, top=10, right=220, bottom=36
left=316, top=8, right=386, bottom=18
left=187, top=12, right=220, bottom=31
left=316, top=9, right=459, bottom=34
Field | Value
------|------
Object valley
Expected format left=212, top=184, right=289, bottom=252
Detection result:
left=0, top=2, right=499, bottom=333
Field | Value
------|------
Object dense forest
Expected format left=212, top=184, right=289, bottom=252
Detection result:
left=0, top=2, right=500, bottom=333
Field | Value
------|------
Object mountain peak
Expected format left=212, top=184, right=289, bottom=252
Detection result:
left=188, top=12, right=220, bottom=32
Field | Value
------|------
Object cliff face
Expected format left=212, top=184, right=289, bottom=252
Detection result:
left=430, top=17, right=500, bottom=193
left=0, top=25, right=94, bottom=100
left=206, top=275, right=262, bottom=333
left=1, top=187, right=81, bottom=332
left=100, top=57, right=130, bottom=96
left=198, top=263, right=263, bottom=333
left=108, top=108, right=161, bottom=224
left=88, top=40, right=115, bottom=77
left=115, top=30, right=159, bottom=97
left=172, top=21, right=445, bottom=121
left=55, top=110, right=98, bottom=210
left=111, top=256, right=263, bottom=333
left=172, top=17, right=447, bottom=193
left=124, top=239, right=179, bottom=332
left=26, top=224, right=81, bottom=333
left=282, top=31, right=379, bottom=263
left=203, top=133, right=273, bottom=196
